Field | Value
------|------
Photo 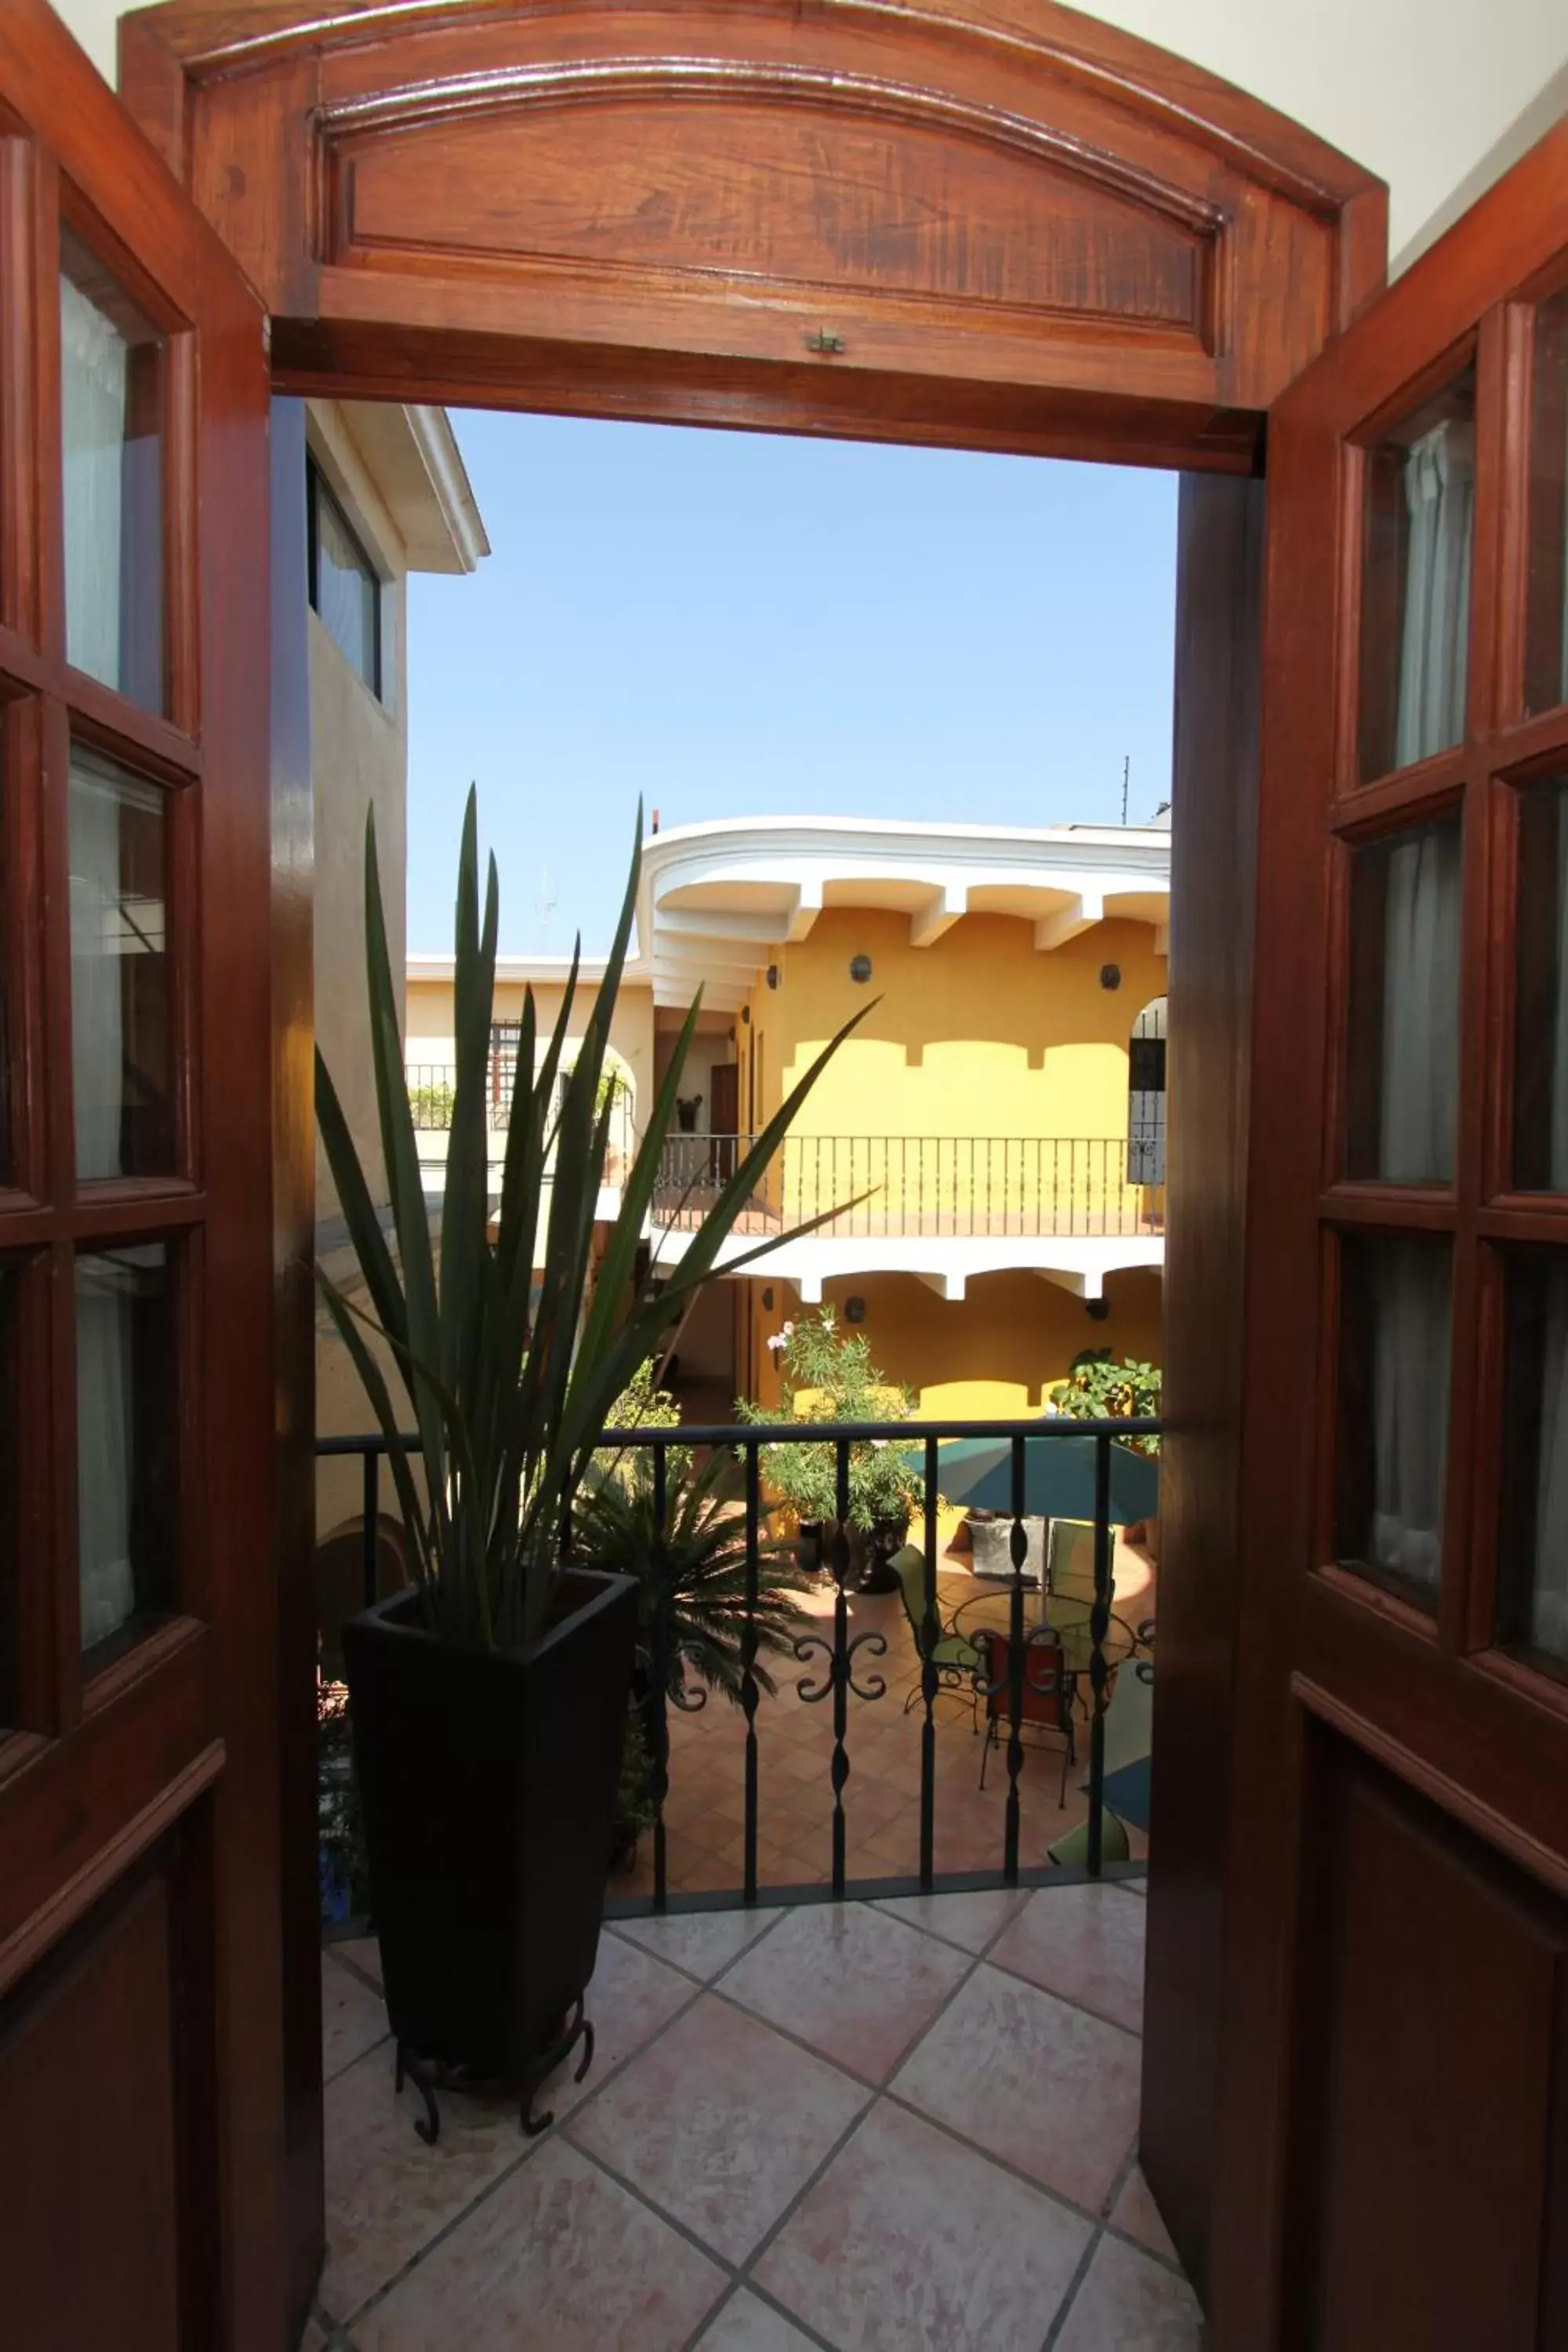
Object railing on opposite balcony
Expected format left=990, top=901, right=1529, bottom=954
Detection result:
left=652, top=1133, right=1163, bottom=1239
left=404, top=1064, right=636, bottom=1162
left=318, top=1416, right=1158, bottom=1915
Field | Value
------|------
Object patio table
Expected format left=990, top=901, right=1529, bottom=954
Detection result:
left=948, top=1581, right=1144, bottom=1682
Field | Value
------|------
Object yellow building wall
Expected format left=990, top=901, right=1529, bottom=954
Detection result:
left=743, top=1266, right=1164, bottom=1421
left=744, top=908, right=1166, bottom=1140
left=735, top=909, right=1166, bottom=1231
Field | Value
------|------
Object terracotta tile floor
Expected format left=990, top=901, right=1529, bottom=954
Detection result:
left=311, top=1882, right=1197, bottom=2350
left=614, top=1548, right=1155, bottom=1901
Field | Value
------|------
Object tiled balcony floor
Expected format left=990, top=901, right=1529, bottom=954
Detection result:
left=616, top=1547, right=1156, bottom=1900
left=310, top=1882, right=1199, bottom=2351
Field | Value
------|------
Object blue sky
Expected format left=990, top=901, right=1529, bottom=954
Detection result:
left=406, top=410, right=1178, bottom=956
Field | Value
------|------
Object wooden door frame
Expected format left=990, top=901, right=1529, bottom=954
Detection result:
left=112, top=0, right=1388, bottom=2322
left=1212, top=118, right=1568, bottom=2350
left=0, top=2, right=281, bottom=2343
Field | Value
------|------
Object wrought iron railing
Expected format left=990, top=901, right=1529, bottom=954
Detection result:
left=652, top=1134, right=1163, bottom=1239
left=318, top=1416, right=1158, bottom=1915
left=404, top=1062, right=636, bottom=1160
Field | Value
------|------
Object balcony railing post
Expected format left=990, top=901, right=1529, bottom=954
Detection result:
left=830, top=1440, right=851, bottom=1898
left=919, top=1432, right=940, bottom=1890
left=1087, top=1432, right=1112, bottom=1878
left=361, top=1444, right=380, bottom=1613
left=741, top=1441, right=760, bottom=1907
left=648, top=1439, right=672, bottom=1910
left=1004, top=1432, right=1026, bottom=1884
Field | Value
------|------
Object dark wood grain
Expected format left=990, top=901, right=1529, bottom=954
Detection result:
left=1212, top=112, right=1568, bottom=2352
left=1138, top=470, right=1264, bottom=2306
left=269, top=394, right=323, bottom=2345
left=1283, top=1727, right=1568, bottom=2350
left=0, top=4, right=281, bottom=2345
left=125, top=0, right=1387, bottom=474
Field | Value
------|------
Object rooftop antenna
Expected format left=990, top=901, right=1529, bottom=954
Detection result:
left=535, top=867, right=558, bottom=956
left=1120, top=755, right=1130, bottom=826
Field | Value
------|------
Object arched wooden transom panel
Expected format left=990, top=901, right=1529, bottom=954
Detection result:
left=122, top=1, right=1385, bottom=469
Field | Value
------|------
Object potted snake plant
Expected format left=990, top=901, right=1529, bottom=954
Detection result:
left=320, top=792, right=860, bottom=2138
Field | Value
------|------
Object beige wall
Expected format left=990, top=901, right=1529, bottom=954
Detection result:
left=55, top=0, right=1568, bottom=273
left=405, top=971, right=656, bottom=1134
left=310, top=401, right=408, bottom=1217
left=307, top=400, right=414, bottom=1541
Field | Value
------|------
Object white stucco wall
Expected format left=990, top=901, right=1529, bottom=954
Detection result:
left=49, top=0, right=1568, bottom=270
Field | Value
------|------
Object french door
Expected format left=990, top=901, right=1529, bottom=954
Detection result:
left=0, top=5, right=281, bottom=2347
left=1217, top=118, right=1568, bottom=2349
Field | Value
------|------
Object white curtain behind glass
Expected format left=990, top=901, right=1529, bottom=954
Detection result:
left=71, top=760, right=136, bottom=1653
left=1527, top=797, right=1568, bottom=1661
left=1395, top=419, right=1475, bottom=768
left=1378, top=823, right=1461, bottom=1182
left=60, top=273, right=126, bottom=692
left=75, top=1255, right=135, bottom=1650
left=1370, top=1242, right=1451, bottom=1592
left=70, top=759, right=126, bottom=1183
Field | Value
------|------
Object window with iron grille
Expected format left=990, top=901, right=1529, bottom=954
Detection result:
left=1128, top=997, right=1167, bottom=1185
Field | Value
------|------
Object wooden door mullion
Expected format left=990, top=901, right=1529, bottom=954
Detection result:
left=45, top=1231, right=80, bottom=1732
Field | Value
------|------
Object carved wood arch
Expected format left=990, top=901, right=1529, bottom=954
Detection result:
left=122, top=0, right=1385, bottom=469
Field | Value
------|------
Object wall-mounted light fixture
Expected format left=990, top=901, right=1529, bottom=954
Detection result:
left=741, top=1004, right=752, bottom=1025
left=1100, top=964, right=1122, bottom=992
left=844, top=1296, right=867, bottom=1324
left=1085, top=1297, right=1111, bottom=1321
left=766, top=964, right=779, bottom=990
left=761, top=1287, right=775, bottom=1312
left=849, top=955, right=873, bottom=984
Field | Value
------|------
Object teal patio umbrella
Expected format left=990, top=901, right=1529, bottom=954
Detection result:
left=897, top=1428, right=1158, bottom=1526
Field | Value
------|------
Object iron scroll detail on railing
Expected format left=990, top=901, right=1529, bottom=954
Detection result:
left=318, top=1414, right=1159, bottom=1915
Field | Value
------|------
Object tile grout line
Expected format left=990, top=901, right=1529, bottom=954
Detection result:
left=557, top=2125, right=852, bottom=2352
left=564, top=1894, right=1034, bottom=2348
left=330, top=1965, right=717, bottom=2333
left=329, top=1903, right=801, bottom=2338
left=322, top=1889, right=1177, bottom=2345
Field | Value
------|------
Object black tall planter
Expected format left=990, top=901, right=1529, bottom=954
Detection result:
left=341, top=1569, right=637, bottom=2136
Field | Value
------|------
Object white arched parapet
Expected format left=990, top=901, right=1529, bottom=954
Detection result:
left=638, top=816, right=1170, bottom=1006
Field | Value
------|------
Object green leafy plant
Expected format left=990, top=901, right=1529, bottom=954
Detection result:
left=1048, top=1348, right=1162, bottom=1455
left=406, top=1079, right=456, bottom=1127
left=610, top=1706, right=655, bottom=1872
left=315, top=790, right=866, bottom=1652
left=593, top=1361, right=686, bottom=1497
left=737, top=1308, right=922, bottom=1530
left=575, top=1446, right=814, bottom=1705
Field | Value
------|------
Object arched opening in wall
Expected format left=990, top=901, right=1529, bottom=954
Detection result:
left=1129, top=993, right=1168, bottom=1188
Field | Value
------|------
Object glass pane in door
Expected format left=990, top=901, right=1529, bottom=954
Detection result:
left=1499, top=1254, right=1568, bottom=1675
left=1513, top=775, right=1568, bottom=1189
left=1359, top=364, right=1476, bottom=779
left=75, top=1241, right=175, bottom=1658
left=1335, top=1232, right=1452, bottom=1608
left=1526, top=285, right=1568, bottom=718
left=69, top=746, right=171, bottom=1181
left=60, top=224, right=165, bottom=711
left=1345, top=813, right=1462, bottom=1181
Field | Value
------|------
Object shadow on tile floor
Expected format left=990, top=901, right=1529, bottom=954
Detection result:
left=310, top=1880, right=1199, bottom=2351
